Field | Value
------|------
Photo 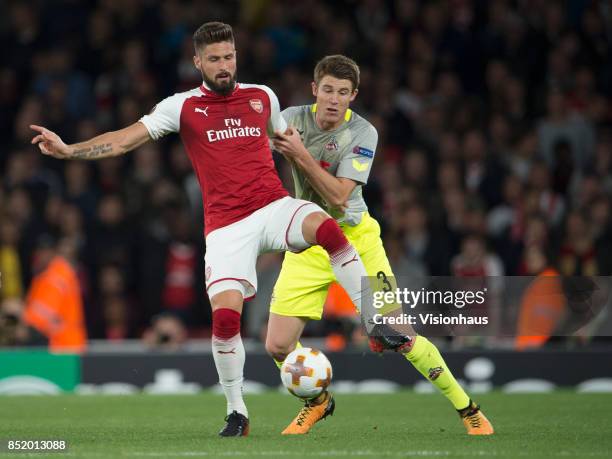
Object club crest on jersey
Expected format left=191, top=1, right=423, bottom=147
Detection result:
left=353, top=145, right=374, bottom=158
left=249, top=99, right=263, bottom=113
left=325, top=137, right=339, bottom=151
left=428, top=366, right=444, bottom=381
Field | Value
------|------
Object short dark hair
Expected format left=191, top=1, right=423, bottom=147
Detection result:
left=193, top=22, right=234, bottom=50
left=314, top=55, right=360, bottom=91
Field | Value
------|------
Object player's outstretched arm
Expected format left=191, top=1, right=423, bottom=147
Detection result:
left=30, top=122, right=151, bottom=160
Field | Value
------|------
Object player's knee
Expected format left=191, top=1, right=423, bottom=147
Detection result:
left=265, top=340, right=295, bottom=363
left=212, top=308, right=241, bottom=339
left=210, top=289, right=244, bottom=310
left=301, top=211, right=332, bottom=245
left=305, top=211, right=329, bottom=227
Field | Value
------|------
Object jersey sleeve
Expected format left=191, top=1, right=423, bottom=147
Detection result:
left=261, top=86, right=287, bottom=136
left=280, top=106, right=301, bottom=125
left=139, top=93, right=183, bottom=140
left=336, top=123, right=378, bottom=185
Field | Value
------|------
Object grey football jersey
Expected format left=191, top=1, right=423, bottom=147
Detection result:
left=281, top=104, right=378, bottom=226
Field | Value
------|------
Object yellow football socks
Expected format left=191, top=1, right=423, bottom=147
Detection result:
left=404, top=335, right=470, bottom=410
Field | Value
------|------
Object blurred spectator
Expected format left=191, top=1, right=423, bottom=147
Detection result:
left=537, top=88, right=595, bottom=171
left=462, top=129, right=505, bottom=208
left=401, top=203, right=450, bottom=276
left=0, top=299, right=28, bottom=346
left=589, top=196, right=612, bottom=276
left=83, top=261, right=132, bottom=340
left=123, top=143, right=163, bottom=218
left=515, top=247, right=564, bottom=351
left=142, top=313, right=188, bottom=351
left=507, top=213, right=551, bottom=276
left=102, top=295, right=132, bottom=341
left=487, top=175, right=523, bottom=239
left=558, top=211, right=598, bottom=276
left=22, top=236, right=87, bottom=352
left=0, top=1, right=610, bottom=345
left=385, top=234, right=426, bottom=279
left=64, top=161, right=98, bottom=221
left=526, top=160, right=566, bottom=227
left=160, top=209, right=201, bottom=322
left=0, top=219, right=23, bottom=301
left=452, top=234, right=505, bottom=338
left=452, top=234, right=505, bottom=278
left=91, top=193, right=133, bottom=267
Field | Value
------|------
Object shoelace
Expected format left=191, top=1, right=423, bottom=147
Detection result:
left=296, top=403, right=314, bottom=426
left=224, top=412, right=242, bottom=428
left=465, top=412, right=482, bottom=428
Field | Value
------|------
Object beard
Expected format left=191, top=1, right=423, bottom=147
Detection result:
left=202, top=70, right=237, bottom=96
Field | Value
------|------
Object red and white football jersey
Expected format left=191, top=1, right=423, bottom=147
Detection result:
left=139, top=82, right=289, bottom=235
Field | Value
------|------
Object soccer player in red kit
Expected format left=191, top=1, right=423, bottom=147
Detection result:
left=30, top=22, right=379, bottom=436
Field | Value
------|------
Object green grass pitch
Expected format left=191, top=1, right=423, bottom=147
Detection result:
left=1, top=392, right=611, bottom=458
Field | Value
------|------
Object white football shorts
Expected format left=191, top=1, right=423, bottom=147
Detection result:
left=204, top=196, right=324, bottom=300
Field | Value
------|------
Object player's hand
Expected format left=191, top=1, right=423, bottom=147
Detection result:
left=30, top=125, right=72, bottom=159
left=332, top=201, right=349, bottom=213
left=272, top=127, right=305, bottom=160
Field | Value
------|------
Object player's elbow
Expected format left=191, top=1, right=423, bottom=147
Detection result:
left=328, top=190, right=351, bottom=208
left=329, top=179, right=356, bottom=208
left=328, top=195, right=346, bottom=208
left=117, top=135, right=139, bottom=155
left=117, top=124, right=150, bottom=155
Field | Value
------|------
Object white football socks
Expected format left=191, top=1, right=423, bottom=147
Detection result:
left=329, top=243, right=370, bottom=314
left=212, top=333, right=248, bottom=417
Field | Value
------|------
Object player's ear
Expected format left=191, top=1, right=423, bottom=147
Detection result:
left=311, top=82, right=318, bottom=97
left=350, top=88, right=358, bottom=102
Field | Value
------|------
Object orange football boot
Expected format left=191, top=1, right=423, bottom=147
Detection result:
left=281, top=391, right=335, bottom=435
left=458, top=400, right=494, bottom=435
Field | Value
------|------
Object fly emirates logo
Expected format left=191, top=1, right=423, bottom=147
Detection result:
left=206, top=118, right=261, bottom=143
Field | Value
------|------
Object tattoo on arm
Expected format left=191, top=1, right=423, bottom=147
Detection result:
left=72, top=143, right=113, bottom=159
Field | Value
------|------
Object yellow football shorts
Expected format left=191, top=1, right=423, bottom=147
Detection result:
left=270, top=213, right=400, bottom=320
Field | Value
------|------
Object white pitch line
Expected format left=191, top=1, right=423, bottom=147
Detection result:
left=124, top=451, right=611, bottom=458
left=6, top=450, right=608, bottom=458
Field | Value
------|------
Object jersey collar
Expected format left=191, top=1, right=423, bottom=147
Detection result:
left=311, top=104, right=353, bottom=122
left=200, top=80, right=240, bottom=96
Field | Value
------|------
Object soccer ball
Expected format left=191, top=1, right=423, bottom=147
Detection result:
left=280, top=347, right=333, bottom=399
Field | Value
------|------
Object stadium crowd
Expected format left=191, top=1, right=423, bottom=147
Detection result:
left=0, top=0, right=611, bottom=346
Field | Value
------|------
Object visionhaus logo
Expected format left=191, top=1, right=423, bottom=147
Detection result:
left=369, top=286, right=490, bottom=327
left=363, top=275, right=611, bottom=338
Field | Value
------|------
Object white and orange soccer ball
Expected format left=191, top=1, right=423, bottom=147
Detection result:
left=280, top=347, right=333, bottom=399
